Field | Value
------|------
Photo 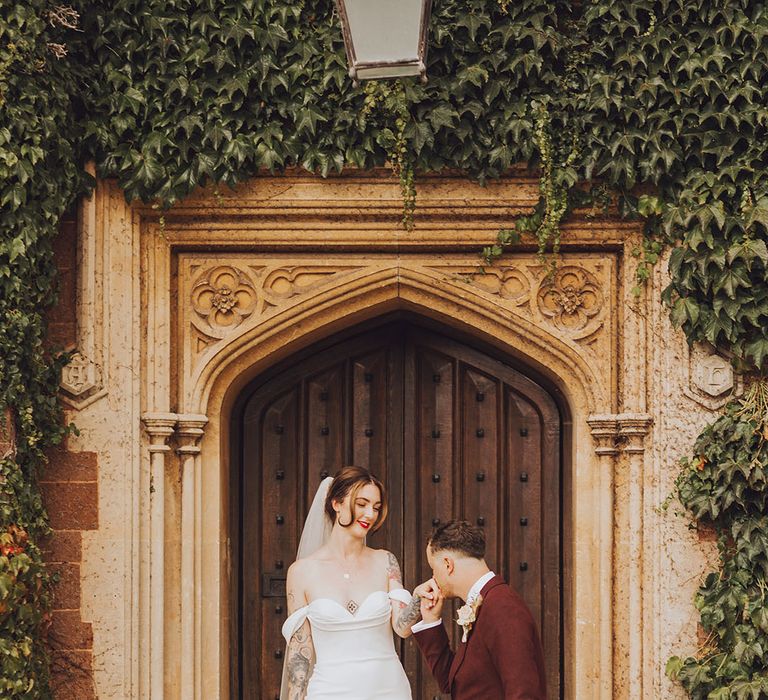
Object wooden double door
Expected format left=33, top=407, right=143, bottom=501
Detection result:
left=233, top=321, right=562, bottom=699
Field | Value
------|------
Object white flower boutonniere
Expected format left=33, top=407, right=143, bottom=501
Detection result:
left=456, top=594, right=483, bottom=642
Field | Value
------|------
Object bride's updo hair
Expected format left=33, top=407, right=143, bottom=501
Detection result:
left=325, top=466, right=388, bottom=533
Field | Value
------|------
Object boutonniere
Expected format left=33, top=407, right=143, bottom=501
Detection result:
left=456, top=594, right=483, bottom=642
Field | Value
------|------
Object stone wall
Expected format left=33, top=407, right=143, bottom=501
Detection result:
left=38, top=174, right=725, bottom=699
left=43, top=211, right=98, bottom=699
left=647, top=251, right=723, bottom=696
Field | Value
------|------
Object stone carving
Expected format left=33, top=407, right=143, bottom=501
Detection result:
left=190, top=327, right=217, bottom=356
left=262, top=267, right=350, bottom=303
left=186, top=261, right=362, bottom=354
left=424, top=259, right=609, bottom=385
left=191, top=265, right=257, bottom=333
left=685, top=343, right=741, bottom=409
left=61, top=352, right=103, bottom=401
left=183, top=258, right=613, bottom=408
left=426, top=265, right=535, bottom=310
left=469, top=267, right=531, bottom=304
left=536, top=266, right=602, bottom=333
left=692, top=354, right=733, bottom=397
left=60, top=173, right=109, bottom=409
left=431, top=262, right=606, bottom=340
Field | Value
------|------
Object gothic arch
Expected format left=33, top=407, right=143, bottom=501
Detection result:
left=191, top=264, right=603, bottom=420
left=185, top=262, right=613, bottom=700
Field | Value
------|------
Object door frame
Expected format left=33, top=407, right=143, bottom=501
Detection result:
left=114, top=172, right=653, bottom=699
left=228, top=313, right=570, bottom=698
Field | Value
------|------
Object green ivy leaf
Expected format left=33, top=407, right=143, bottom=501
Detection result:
left=671, top=296, right=700, bottom=326
left=744, top=339, right=768, bottom=369
left=426, top=105, right=459, bottom=130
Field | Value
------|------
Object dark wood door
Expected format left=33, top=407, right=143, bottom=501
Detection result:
left=234, top=322, right=562, bottom=699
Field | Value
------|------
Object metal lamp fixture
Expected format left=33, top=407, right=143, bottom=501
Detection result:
left=334, top=0, right=433, bottom=84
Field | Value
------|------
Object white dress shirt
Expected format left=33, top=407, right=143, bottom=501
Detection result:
left=411, top=570, right=495, bottom=634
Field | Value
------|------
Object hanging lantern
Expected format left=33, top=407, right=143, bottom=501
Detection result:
left=334, top=0, right=433, bottom=84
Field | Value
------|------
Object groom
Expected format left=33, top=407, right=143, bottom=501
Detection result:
left=411, top=520, right=547, bottom=699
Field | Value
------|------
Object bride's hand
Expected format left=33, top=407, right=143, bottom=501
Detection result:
left=414, top=579, right=443, bottom=623
left=413, top=579, right=437, bottom=604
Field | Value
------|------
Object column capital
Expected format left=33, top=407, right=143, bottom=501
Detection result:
left=588, top=413, right=653, bottom=456
left=617, top=413, right=653, bottom=454
left=176, top=414, right=208, bottom=456
left=142, top=412, right=178, bottom=452
left=615, top=413, right=653, bottom=433
left=587, top=414, right=620, bottom=456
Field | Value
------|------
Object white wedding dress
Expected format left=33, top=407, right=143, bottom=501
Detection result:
left=282, top=589, right=413, bottom=699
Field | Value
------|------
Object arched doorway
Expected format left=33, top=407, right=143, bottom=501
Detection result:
left=230, top=316, right=563, bottom=699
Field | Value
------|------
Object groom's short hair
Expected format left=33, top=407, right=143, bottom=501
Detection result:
left=428, top=520, right=485, bottom=559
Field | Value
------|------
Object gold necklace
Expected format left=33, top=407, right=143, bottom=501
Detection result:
left=337, top=555, right=358, bottom=613
left=335, top=551, right=359, bottom=580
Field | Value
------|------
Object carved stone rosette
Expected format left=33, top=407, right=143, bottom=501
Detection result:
left=191, top=265, right=258, bottom=335
left=537, top=265, right=603, bottom=335
left=185, top=259, right=362, bottom=364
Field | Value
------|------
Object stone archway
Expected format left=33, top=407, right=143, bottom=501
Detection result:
left=71, top=172, right=654, bottom=699
left=229, top=315, right=567, bottom=699
left=184, top=255, right=620, bottom=700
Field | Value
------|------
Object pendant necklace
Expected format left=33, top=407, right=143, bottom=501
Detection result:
left=341, top=561, right=357, bottom=613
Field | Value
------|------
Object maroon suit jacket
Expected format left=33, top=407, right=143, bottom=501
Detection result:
left=413, top=576, right=546, bottom=700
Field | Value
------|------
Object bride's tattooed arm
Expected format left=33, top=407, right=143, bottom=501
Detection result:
left=285, top=563, right=314, bottom=699
left=286, top=620, right=314, bottom=700
left=394, top=596, right=423, bottom=637
left=386, top=551, right=422, bottom=637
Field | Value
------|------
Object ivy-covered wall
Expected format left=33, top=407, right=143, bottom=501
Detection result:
left=1, top=3, right=86, bottom=696
left=1, top=0, right=767, bottom=696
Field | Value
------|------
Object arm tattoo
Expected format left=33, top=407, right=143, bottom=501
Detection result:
left=286, top=621, right=314, bottom=699
left=385, top=551, right=422, bottom=635
left=386, top=551, right=402, bottom=583
left=285, top=570, right=301, bottom=615
left=394, top=596, right=423, bottom=635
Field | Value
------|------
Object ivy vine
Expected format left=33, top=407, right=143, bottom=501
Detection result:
left=667, top=382, right=768, bottom=698
left=480, top=98, right=581, bottom=270
left=361, top=81, right=416, bottom=230
left=0, top=2, right=85, bottom=695
left=2, top=0, right=767, bottom=696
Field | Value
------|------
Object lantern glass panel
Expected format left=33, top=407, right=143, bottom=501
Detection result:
left=344, top=0, right=422, bottom=66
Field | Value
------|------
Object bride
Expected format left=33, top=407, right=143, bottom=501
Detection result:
left=281, top=466, right=421, bottom=699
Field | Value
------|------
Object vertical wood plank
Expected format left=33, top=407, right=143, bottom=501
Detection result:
left=413, top=341, right=457, bottom=700
left=402, top=333, right=420, bottom=694
left=507, top=390, right=543, bottom=623
left=350, top=345, right=397, bottom=553
left=305, top=364, right=345, bottom=484
left=460, top=367, right=500, bottom=571
left=243, top=386, right=300, bottom=700
left=350, top=349, right=389, bottom=474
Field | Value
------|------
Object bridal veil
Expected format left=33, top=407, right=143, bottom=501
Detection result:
left=279, top=476, right=334, bottom=700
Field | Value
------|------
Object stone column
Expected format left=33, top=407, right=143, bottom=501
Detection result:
left=617, top=413, right=653, bottom=699
left=176, top=415, right=208, bottom=700
left=141, top=413, right=177, bottom=700
left=587, top=415, right=621, bottom=698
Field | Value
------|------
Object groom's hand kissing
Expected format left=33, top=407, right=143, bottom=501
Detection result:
left=413, top=578, right=444, bottom=623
